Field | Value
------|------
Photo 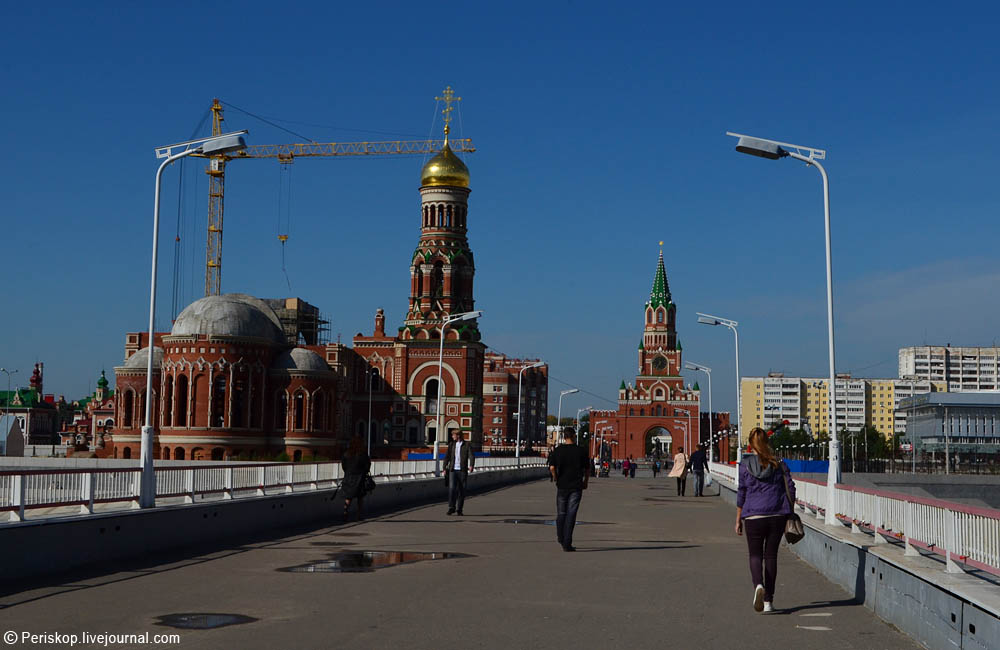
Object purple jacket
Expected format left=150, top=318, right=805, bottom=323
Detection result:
left=736, top=454, right=795, bottom=519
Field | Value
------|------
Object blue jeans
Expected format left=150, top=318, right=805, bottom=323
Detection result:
left=448, top=470, right=467, bottom=512
left=556, top=488, right=583, bottom=547
left=694, top=471, right=705, bottom=496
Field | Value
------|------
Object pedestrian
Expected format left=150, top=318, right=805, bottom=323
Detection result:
left=547, top=428, right=589, bottom=551
left=444, top=430, right=474, bottom=515
left=622, top=457, right=630, bottom=477
left=736, top=427, right=796, bottom=614
left=668, top=446, right=689, bottom=496
left=340, top=434, right=371, bottom=521
left=652, top=460, right=660, bottom=478
left=690, top=444, right=709, bottom=496
left=629, top=456, right=637, bottom=478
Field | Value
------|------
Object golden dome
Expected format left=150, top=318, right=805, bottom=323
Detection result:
left=420, top=142, right=470, bottom=188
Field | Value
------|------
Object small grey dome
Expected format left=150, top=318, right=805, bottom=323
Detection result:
left=271, top=348, right=330, bottom=372
left=171, top=294, right=285, bottom=344
left=122, top=346, right=164, bottom=370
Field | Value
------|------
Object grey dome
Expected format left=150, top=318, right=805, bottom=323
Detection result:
left=271, top=348, right=330, bottom=372
left=122, top=346, right=164, bottom=370
left=171, top=294, right=285, bottom=344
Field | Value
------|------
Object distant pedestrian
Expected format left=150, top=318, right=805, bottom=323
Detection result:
left=629, top=456, right=637, bottom=478
left=622, top=458, right=630, bottom=477
left=444, top=430, right=474, bottom=515
left=340, top=434, right=371, bottom=521
left=690, top=444, right=709, bottom=496
left=652, top=460, right=661, bottom=478
left=736, top=427, right=796, bottom=614
left=548, top=428, right=589, bottom=551
left=668, top=446, right=689, bottom=496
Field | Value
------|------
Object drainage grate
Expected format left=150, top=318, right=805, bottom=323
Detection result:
left=154, top=614, right=257, bottom=630
left=279, top=551, right=473, bottom=573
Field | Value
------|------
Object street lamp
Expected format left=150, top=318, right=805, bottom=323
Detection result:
left=576, top=406, right=593, bottom=437
left=366, top=367, right=379, bottom=456
left=727, top=131, right=840, bottom=525
left=685, top=362, right=712, bottom=462
left=696, top=312, right=741, bottom=463
left=557, top=389, right=579, bottom=437
left=0, top=368, right=17, bottom=417
left=673, top=409, right=691, bottom=455
left=516, top=360, right=545, bottom=466
left=434, top=310, right=483, bottom=475
left=141, top=130, right=248, bottom=509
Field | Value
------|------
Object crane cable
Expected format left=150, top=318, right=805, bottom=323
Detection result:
left=170, top=109, right=211, bottom=319
left=277, top=162, right=292, bottom=291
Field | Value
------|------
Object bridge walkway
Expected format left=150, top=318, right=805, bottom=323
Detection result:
left=1, top=475, right=917, bottom=649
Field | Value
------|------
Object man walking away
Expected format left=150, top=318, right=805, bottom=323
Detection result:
left=690, top=443, right=709, bottom=497
left=548, top=428, right=589, bottom=551
left=444, top=430, right=474, bottom=515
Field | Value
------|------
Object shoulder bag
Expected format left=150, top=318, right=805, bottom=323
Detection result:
left=781, top=464, right=805, bottom=544
left=364, top=473, right=377, bottom=495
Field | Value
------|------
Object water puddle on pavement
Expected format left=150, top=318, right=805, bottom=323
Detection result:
left=796, top=626, right=832, bottom=631
left=154, top=614, right=257, bottom=630
left=279, top=551, right=473, bottom=573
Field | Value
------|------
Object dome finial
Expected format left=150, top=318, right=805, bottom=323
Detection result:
left=435, top=85, right=462, bottom=146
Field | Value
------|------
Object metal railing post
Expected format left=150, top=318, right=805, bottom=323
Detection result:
left=12, top=473, right=26, bottom=522
left=904, top=500, right=918, bottom=556
left=946, top=509, right=965, bottom=574
left=285, top=465, right=293, bottom=493
left=184, top=469, right=195, bottom=504
left=131, top=471, right=143, bottom=509
left=81, top=472, right=95, bottom=515
left=257, top=466, right=266, bottom=496
left=223, top=467, right=234, bottom=500
left=310, top=463, right=319, bottom=491
left=873, top=496, right=887, bottom=544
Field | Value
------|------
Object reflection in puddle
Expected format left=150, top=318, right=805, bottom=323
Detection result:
left=155, top=613, right=257, bottom=630
left=280, top=550, right=473, bottom=573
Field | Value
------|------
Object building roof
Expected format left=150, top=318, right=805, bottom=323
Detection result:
left=271, top=348, right=331, bottom=372
left=900, top=392, right=1000, bottom=409
left=0, top=387, right=51, bottom=410
left=420, top=142, right=470, bottom=188
left=121, top=346, right=164, bottom=370
left=646, top=249, right=672, bottom=310
left=171, top=294, right=285, bottom=344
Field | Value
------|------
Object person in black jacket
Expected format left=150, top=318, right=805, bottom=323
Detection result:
left=548, top=428, right=590, bottom=551
left=690, top=444, right=709, bottom=497
left=340, top=435, right=371, bottom=521
left=444, top=430, right=475, bottom=515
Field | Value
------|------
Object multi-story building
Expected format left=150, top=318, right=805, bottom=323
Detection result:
left=899, top=392, right=1000, bottom=454
left=591, top=249, right=700, bottom=460
left=0, top=363, right=60, bottom=444
left=899, top=346, right=1000, bottom=391
left=741, top=373, right=946, bottom=437
left=482, top=352, right=548, bottom=450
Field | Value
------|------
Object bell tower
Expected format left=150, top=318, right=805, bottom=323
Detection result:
left=403, top=86, right=480, bottom=342
left=639, top=244, right=680, bottom=377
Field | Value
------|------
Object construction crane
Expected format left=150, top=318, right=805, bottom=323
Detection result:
left=193, top=96, right=475, bottom=296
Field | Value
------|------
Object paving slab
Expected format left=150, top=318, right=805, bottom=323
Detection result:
left=0, top=476, right=919, bottom=649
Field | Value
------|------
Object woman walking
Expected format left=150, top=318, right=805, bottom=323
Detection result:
left=735, top=427, right=796, bottom=613
left=668, top=446, right=689, bottom=496
left=340, top=434, right=371, bottom=521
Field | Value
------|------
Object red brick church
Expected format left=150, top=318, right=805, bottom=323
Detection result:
left=591, top=249, right=700, bottom=460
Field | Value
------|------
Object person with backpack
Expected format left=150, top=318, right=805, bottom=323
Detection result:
left=736, top=427, right=797, bottom=614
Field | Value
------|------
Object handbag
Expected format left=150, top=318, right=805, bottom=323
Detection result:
left=781, top=465, right=805, bottom=544
left=364, top=474, right=377, bottom=495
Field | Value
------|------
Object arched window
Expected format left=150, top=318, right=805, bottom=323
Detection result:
left=293, top=449, right=302, bottom=462
left=657, top=309, right=664, bottom=323
left=370, top=369, right=381, bottom=392
left=640, top=408, right=645, bottom=416
left=174, top=447, right=185, bottom=460
left=431, top=262, right=444, bottom=297
left=163, top=376, right=174, bottom=426
left=232, top=378, right=245, bottom=428
left=425, top=379, right=439, bottom=414
left=161, top=447, right=170, bottom=460
left=123, top=390, right=134, bottom=428
left=646, top=309, right=652, bottom=324
left=249, top=376, right=261, bottom=429
left=655, top=388, right=664, bottom=400
left=211, top=447, right=225, bottom=461
left=629, top=408, right=635, bottom=416
left=176, top=375, right=188, bottom=427
left=275, top=392, right=288, bottom=430
left=123, top=447, right=132, bottom=459
left=191, top=375, right=203, bottom=427
left=212, top=375, right=227, bottom=427
left=294, top=391, right=305, bottom=430
left=312, top=391, right=324, bottom=431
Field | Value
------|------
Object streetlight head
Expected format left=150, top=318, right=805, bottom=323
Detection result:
left=734, top=136, right=787, bottom=160
left=528, top=360, right=545, bottom=369
left=454, top=310, right=482, bottom=322
left=198, top=134, right=247, bottom=156
left=697, top=316, right=719, bottom=326
left=561, top=388, right=580, bottom=396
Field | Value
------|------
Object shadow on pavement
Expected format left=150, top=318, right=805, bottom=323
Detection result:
left=578, top=544, right=700, bottom=552
left=775, top=598, right=860, bottom=614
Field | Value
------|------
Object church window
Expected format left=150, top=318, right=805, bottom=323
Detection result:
left=123, top=447, right=132, bottom=459
left=629, top=408, right=634, bottom=416
left=293, top=391, right=305, bottom=430
left=426, top=379, right=439, bottom=414
left=176, top=375, right=189, bottom=427
left=249, top=377, right=260, bottom=429
left=313, top=390, right=324, bottom=431
left=191, top=376, right=203, bottom=427
left=640, top=408, right=645, bottom=416
left=657, top=309, right=664, bottom=323
left=212, top=376, right=227, bottom=427
left=123, top=390, right=134, bottom=428
left=431, top=262, right=444, bottom=297
left=231, top=379, right=245, bottom=428
left=163, top=376, right=173, bottom=426
left=174, top=447, right=185, bottom=460
left=275, top=392, right=288, bottom=430
left=646, top=310, right=652, bottom=324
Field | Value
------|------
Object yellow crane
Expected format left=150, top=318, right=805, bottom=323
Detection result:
left=193, top=93, right=474, bottom=296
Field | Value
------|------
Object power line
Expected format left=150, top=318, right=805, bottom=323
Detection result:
left=547, top=374, right=618, bottom=407
left=220, top=100, right=317, bottom=143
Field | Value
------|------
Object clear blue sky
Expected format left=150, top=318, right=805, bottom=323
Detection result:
left=2, top=2, right=998, bottom=415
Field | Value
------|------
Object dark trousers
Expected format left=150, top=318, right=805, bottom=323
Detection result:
left=693, top=471, right=705, bottom=496
left=676, top=476, right=686, bottom=496
left=448, top=470, right=467, bottom=512
left=556, top=488, right=583, bottom=547
left=744, top=515, right=788, bottom=601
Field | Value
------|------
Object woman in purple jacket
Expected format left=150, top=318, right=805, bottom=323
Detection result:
left=736, top=427, right=795, bottom=613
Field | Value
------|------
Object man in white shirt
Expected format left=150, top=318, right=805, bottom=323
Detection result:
left=444, top=430, right=474, bottom=515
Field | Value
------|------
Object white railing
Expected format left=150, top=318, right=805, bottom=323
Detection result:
left=794, top=478, right=1000, bottom=577
left=708, top=461, right=737, bottom=486
left=0, top=457, right=546, bottom=522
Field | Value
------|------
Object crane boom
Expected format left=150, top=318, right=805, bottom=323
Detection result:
left=195, top=99, right=475, bottom=296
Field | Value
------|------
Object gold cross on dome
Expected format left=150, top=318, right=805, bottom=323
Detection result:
left=435, top=86, right=462, bottom=137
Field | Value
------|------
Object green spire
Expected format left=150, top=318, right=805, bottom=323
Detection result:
left=619, top=379, right=626, bottom=390
left=676, top=338, right=682, bottom=350
left=647, top=248, right=672, bottom=310
left=693, top=381, right=700, bottom=391
left=638, top=340, right=644, bottom=350
left=97, top=369, right=109, bottom=390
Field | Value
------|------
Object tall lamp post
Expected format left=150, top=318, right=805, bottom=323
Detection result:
left=696, top=312, right=741, bottom=464
left=434, top=310, right=483, bottom=475
left=141, top=131, right=248, bottom=509
left=1, top=368, right=17, bottom=418
left=557, top=388, right=579, bottom=438
left=726, top=131, right=839, bottom=525
left=366, top=367, right=379, bottom=455
left=673, top=410, right=691, bottom=455
left=516, top=360, right=545, bottom=466
left=685, top=362, right=712, bottom=461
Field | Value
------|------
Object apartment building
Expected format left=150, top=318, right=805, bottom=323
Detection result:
left=899, top=346, right=1000, bottom=391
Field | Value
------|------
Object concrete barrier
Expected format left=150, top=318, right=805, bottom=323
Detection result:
left=1, top=466, right=547, bottom=583
left=716, top=480, right=1000, bottom=649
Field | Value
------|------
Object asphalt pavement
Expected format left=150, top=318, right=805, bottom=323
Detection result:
left=0, top=474, right=918, bottom=649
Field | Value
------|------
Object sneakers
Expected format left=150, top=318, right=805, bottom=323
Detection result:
left=562, top=545, right=576, bottom=552
left=753, top=585, right=765, bottom=612
left=763, top=601, right=774, bottom=613
left=446, top=509, right=455, bottom=515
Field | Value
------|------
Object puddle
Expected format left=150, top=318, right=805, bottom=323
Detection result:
left=279, top=550, right=473, bottom=573
left=498, top=519, right=610, bottom=526
left=154, top=613, right=257, bottom=630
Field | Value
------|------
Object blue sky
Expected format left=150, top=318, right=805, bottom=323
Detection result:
left=2, top=2, right=998, bottom=415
